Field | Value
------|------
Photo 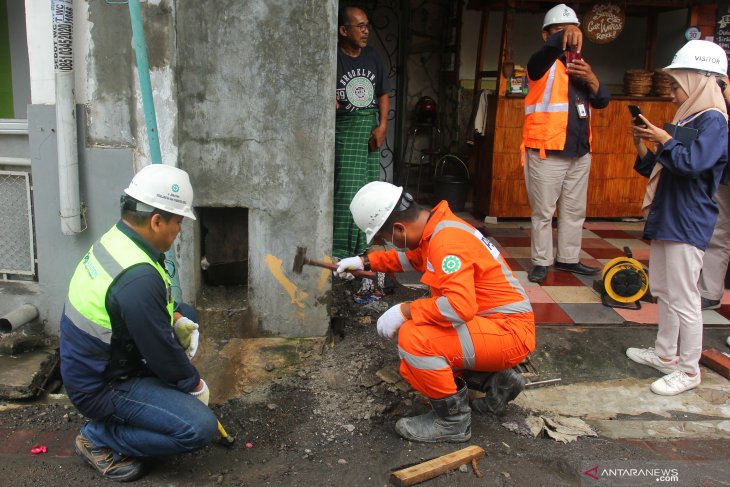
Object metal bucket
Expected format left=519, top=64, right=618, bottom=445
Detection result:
left=432, top=155, right=469, bottom=212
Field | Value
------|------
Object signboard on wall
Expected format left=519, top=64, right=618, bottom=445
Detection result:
left=716, top=1, right=730, bottom=69
left=584, top=2, right=625, bottom=44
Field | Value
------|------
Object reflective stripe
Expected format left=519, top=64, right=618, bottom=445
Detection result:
left=64, top=300, right=112, bottom=344
left=436, top=296, right=462, bottom=323
left=436, top=296, right=476, bottom=370
left=477, top=298, right=533, bottom=316
left=455, top=324, right=476, bottom=369
left=398, top=252, right=415, bottom=272
left=543, top=63, right=556, bottom=105
left=524, top=103, right=570, bottom=115
left=398, top=345, right=450, bottom=370
left=93, top=242, right=125, bottom=279
left=524, top=64, right=569, bottom=115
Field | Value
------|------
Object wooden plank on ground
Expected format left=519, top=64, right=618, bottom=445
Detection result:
left=390, top=445, right=485, bottom=487
left=700, top=348, right=730, bottom=380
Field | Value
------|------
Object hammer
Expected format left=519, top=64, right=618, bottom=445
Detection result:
left=292, top=246, right=376, bottom=279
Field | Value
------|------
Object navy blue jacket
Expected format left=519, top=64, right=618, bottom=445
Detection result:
left=635, top=110, right=728, bottom=250
left=60, top=221, right=200, bottom=419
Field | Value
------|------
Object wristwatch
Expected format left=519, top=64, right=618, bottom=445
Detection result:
left=360, top=253, right=371, bottom=271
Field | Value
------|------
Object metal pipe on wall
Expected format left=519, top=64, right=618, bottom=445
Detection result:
left=0, top=304, right=39, bottom=333
left=128, top=0, right=183, bottom=303
left=52, top=0, right=82, bottom=235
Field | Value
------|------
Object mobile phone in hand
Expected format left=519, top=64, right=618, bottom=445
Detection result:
left=628, top=105, right=647, bottom=127
left=565, top=51, right=582, bottom=63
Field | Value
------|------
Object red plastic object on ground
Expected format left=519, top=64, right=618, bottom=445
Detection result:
left=31, top=445, right=47, bottom=455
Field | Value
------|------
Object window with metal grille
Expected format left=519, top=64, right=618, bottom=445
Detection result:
left=0, top=170, right=36, bottom=280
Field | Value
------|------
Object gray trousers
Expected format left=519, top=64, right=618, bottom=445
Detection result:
left=650, top=240, right=704, bottom=375
left=524, top=150, right=591, bottom=266
left=698, top=183, right=730, bottom=301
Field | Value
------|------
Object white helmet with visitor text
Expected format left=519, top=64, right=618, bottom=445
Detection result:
left=124, top=164, right=197, bottom=220
left=665, top=40, right=728, bottom=75
left=542, top=4, right=580, bottom=30
left=350, top=181, right=404, bottom=243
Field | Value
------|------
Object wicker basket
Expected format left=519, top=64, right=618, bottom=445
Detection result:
left=623, top=69, right=653, bottom=96
left=652, top=69, right=672, bottom=97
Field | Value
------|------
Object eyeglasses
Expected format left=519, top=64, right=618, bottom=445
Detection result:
left=346, top=23, right=370, bottom=32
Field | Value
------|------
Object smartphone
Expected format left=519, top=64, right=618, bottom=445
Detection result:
left=565, top=51, right=582, bottom=63
left=628, top=105, right=647, bottom=127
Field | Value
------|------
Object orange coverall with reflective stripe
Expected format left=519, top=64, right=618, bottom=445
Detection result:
left=368, top=202, right=536, bottom=398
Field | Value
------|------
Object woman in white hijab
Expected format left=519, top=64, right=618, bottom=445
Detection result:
left=626, top=40, right=729, bottom=395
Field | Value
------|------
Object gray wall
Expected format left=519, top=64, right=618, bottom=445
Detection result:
left=176, top=0, right=336, bottom=337
left=23, top=105, right=134, bottom=330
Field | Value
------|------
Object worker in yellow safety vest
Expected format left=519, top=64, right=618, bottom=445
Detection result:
left=60, top=164, right=216, bottom=482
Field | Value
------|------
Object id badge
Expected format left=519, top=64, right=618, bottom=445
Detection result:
left=576, top=97, right=588, bottom=119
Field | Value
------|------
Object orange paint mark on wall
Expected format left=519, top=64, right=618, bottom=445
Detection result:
left=265, top=254, right=309, bottom=309
left=318, top=255, right=335, bottom=291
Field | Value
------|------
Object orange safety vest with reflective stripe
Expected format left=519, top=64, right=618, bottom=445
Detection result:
left=522, top=61, right=591, bottom=160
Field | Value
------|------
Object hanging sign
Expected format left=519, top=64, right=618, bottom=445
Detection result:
left=584, top=2, right=625, bottom=44
left=716, top=2, right=730, bottom=68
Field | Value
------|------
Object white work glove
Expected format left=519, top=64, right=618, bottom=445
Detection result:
left=174, top=316, right=200, bottom=359
left=377, top=303, right=407, bottom=339
left=335, top=256, right=364, bottom=280
left=190, top=379, right=209, bottom=405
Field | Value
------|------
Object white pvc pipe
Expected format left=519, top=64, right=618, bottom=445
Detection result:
left=53, top=0, right=81, bottom=235
left=0, top=304, right=39, bottom=333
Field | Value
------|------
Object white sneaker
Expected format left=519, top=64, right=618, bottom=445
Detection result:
left=650, top=370, right=701, bottom=395
left=626, top=347, right=678, bottom=374
left=726, top=336, right=730, bottom=347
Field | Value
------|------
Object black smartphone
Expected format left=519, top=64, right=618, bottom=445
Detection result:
left=628, top=105, right=647, bottom=127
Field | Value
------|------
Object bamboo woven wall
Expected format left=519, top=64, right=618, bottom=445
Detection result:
left=480, top=96, right=676, bottom=217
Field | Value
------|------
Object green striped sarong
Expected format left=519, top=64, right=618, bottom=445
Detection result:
left=333, top=109, right=380, bottom=258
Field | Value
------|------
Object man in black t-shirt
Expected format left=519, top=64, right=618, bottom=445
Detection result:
left=334, top=6, right=390, bottom=261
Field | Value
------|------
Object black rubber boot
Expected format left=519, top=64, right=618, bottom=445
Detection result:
left=395, top=378, right=471, bottom=443
left=471, top=368, right=525, bottom=415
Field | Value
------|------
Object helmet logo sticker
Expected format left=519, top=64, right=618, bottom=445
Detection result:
left=442, top=255, right=462, bottom=274
left=171, top=184, right=179, bottom=193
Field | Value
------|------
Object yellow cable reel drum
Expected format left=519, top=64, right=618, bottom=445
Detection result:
left=599, top=247, right=648, bottom=309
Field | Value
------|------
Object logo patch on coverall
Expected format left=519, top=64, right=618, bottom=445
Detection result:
left=441, top=255, right=462, bottom=274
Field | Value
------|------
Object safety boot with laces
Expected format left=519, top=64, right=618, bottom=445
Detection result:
left=74, top=433, right=144, bottom=482
left=395, top=378, right=471, bottom=443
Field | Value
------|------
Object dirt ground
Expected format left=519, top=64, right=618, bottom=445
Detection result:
left=0, top=279, right=724, bottom=486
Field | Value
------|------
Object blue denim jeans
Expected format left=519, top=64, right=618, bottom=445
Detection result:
left=82, top=376, right=218, bottom=458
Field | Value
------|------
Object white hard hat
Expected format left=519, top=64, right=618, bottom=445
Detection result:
left=665, top=40, right=728, bottom=75
left=543, top=4, right=580, bottom=30
left=350, top=181, right=403, bottom=243
left=124, top=164, right=197, bottom=220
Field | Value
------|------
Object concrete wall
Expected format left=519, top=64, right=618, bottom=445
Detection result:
left=4, top=0, right=336, bottom=338
left=176, top=0, right=336, bottom=337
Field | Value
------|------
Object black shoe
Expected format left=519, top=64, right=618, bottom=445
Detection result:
left=701, top=297, right=721, bottom=310
left=472, top=369, right=526, bottom=416
left=74, top=433, right=144, bottom=482
left=554, top=261, right=600, bottom=275
left=528, top=265, right=548, bottom=283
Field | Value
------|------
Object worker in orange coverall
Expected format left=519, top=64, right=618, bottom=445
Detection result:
left=336, top=181, right=536, bottom=443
